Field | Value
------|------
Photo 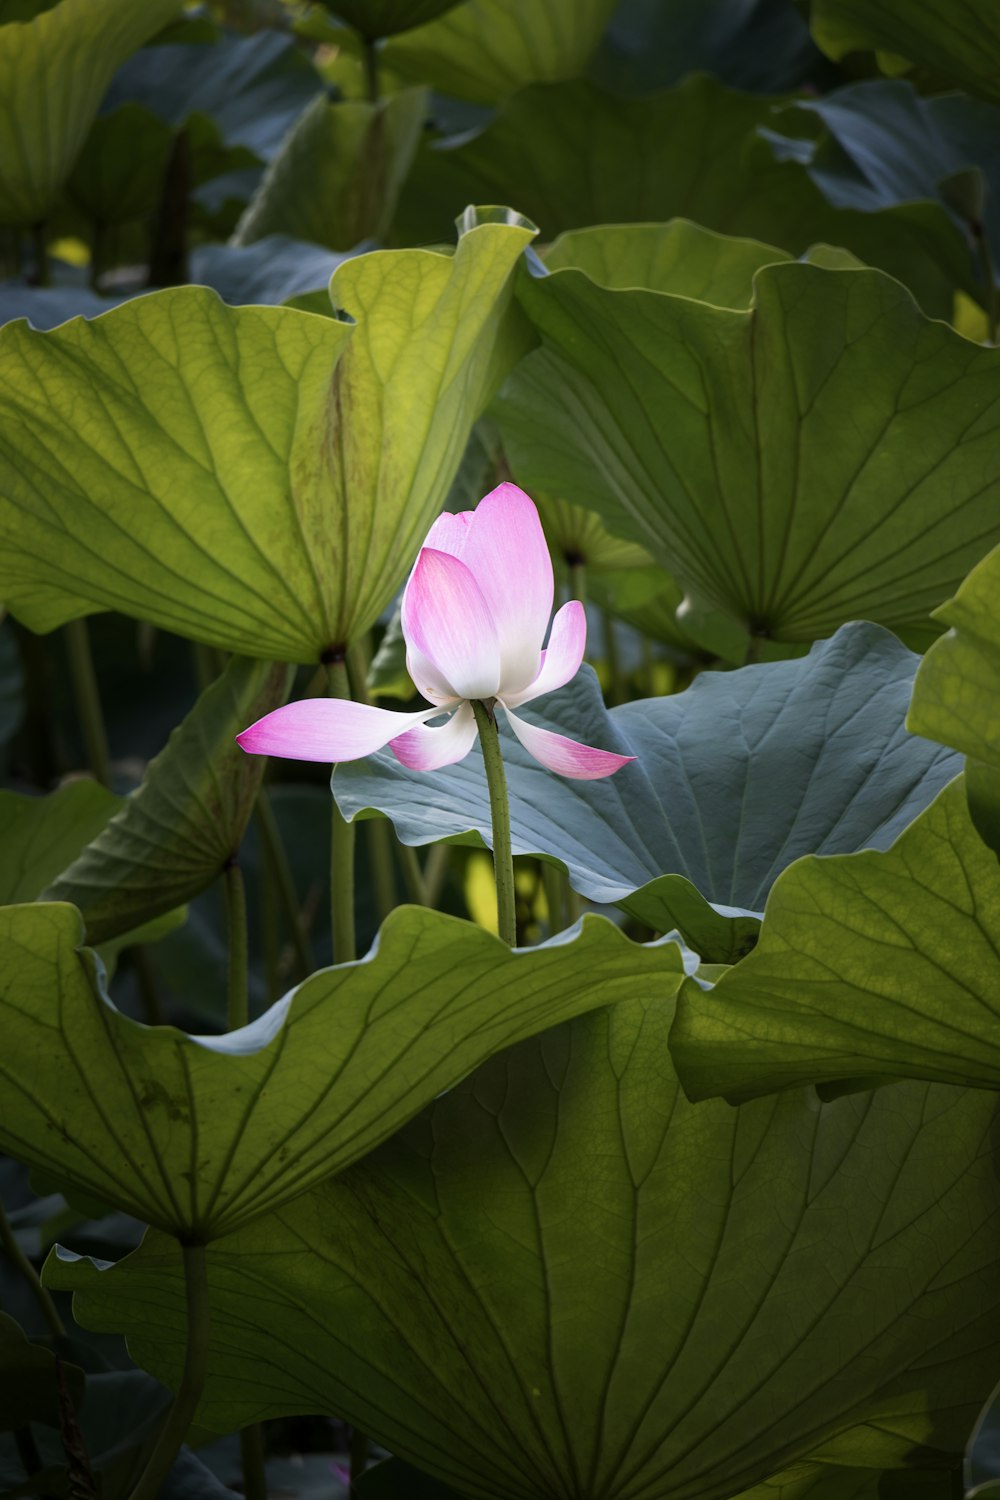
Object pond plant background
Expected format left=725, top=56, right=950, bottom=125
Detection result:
left=1, top=0, right=1000, bottom=1497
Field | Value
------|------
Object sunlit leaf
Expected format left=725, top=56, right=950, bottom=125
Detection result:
left=385, top=0, right=618, bottom=104
left=0, top=215, right=535, bottom=661
left=0, top=0, right=181, bottom=226
left=810, top=0, right=1000, bottom=104
left=671, top=776, right=1000, bottom=1100
left=336, top=628, right=959, bottom=961
left=0, top=901, right=676, bottom=1238
left=498, top=235, right=1000, bottom=643
left=393, top=77, right=975, bottom=318
left=45, top=656, right=292, bottom=944
left=234, top=91, right=427, bottom=252
left=50, top=996, right=1000, bottom=1497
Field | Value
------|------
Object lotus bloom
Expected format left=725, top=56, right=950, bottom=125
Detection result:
left=237, top=485, right=634, bottom=780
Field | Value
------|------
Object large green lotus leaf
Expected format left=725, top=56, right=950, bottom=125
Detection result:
left=543, top=219, right=791, bottom=304
left=0, top=1312, right=85, bottom=1431
left=49, top=996, right=1000, bottom=1498
left=0, top=0, right=181, bottom=227
left=0, top=781, right=120, bottom=905
left=318, top=0, right=465, bottom=40
left=810, top=0, right=1000, bottom=105
left=350, top=1454, right=954, bottom=1500
left=64, top=102, right=175, bottom=228
left=44, top=656, right=291, bottom=945
left=591, top=0, right=823, bottom=96
left=768, top=80, right=1000, bottom=266
left=0, top=901, right=675, bottom=1239
left=336, top=628, right=960, bottom=962
left=670, top=776, right=1000, bottom=1101
left=188, top=236, right=352, bottom=309
left=497, top=246, right=1000, bottom=644
left=907, top=543, right=1000, bottom=857
left=0, top=216, right=535, bottom=661
left=384, top=0, right=618, bottom=105
left=103, top=28, right=322, bottom=165
left=907, top=543, right=1000, bottom=773
left=392, top=77, right=974, bottom=319
left=233, top=90, right=427, bottom=252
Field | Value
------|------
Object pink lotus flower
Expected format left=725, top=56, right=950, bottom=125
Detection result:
left=237, top=484, right=634, bottom=780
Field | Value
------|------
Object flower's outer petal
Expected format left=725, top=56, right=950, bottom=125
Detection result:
left=236, top=699, right=440, bottom=764
left=405, top=643, right=461, bottom=708
left=419, top=510, right=473, bottom=560
left=402, top=547, right=501, bottom=701
left=502, top=600, right=587, bottom=708
left=502, top=707, right=635, bottom=780
left=461, top=483, right=554, bottom=697
left=390, top=702, right=479, bottom=771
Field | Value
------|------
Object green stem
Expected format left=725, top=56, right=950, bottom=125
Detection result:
left=471, top=701, right=516, bottom=947
left=239, top=1424, right=268, bottom=1500
left=602, top=609, right=625, bottom=707
left=743, top=634, right=764, bottom=667
left=255, top=789, right=315, bottom=980
left=567, top=555, right=587, bottom=608
left=132, top=946, right=164, bottom=1027
left=362, top=35, right=380, bottom=102
left=65, top=618, right=110, bottom=786
left=31, top=222, right=49, bottom=287
left=0, top=1196, right=66, bottom=1342
left=223, top=859, right=249, bottom=1031
left=423, top=843, right=451, bottom=909
left=347, top=639, right=398, bottom=919
left=398, top=842, right=428, bottom=906
left=975, top=221, right=999, bottom=344
left=328, top=659, right=357, bottom=964
left=542, top=862, right=564, bottom=937
left=350, top=1427, right=370, bottom=1486
left=128, top=1243, right=209, bottom=1500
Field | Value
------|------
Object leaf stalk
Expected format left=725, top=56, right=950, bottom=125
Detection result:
left=471, top=700, right=517, bottom=947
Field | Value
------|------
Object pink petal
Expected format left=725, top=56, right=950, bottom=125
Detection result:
left=460, top=483, right=554, bottom=697
left=502, top=600, right=587, bottom=709
left=402, top=547, right=501, bottom=702
left=236, top=698, right=439, bottom=764
left=405, top=642, right=461, bottom=707
left=390, top=702, right=478, bottom=770
left=501, top=707, right=635, bottom=780
left=419, top=510, right=473, bottom=560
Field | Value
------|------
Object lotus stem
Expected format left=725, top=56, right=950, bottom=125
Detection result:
left=127, top=1243, right=209, bottom=1500
left=471, top=700, right=517, bottom=947
left=602, top=609, right=625, bottom=706
left=347, top=640, right=398, bottom=920
left=255, top=788, right=315, bottom=979
left=423, top=843, right=451, bottom=908
left=398, top=842, right=428, bottom=906
left=566, top=553, right=586, bottom=608
left=223, top=858, right=249, bottom=1031
left=0, top=1194, right=66, bottom=1342
left=362, top=36, right=379, bottom=103
left=328, top=658, right=357, bottom=963
left=240, top=1424, right=268, bottom=1500
left=65, top=617, right=111, bottom=786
